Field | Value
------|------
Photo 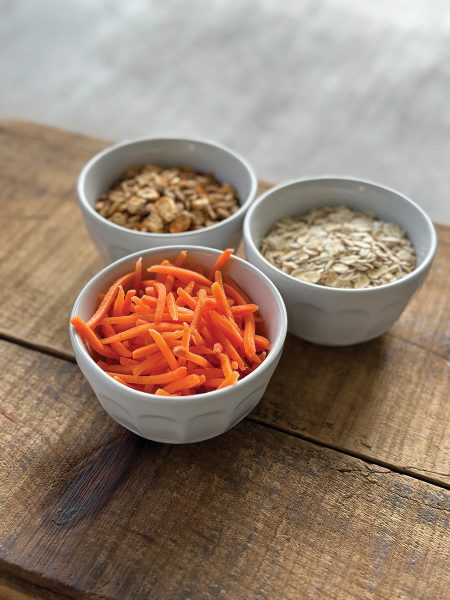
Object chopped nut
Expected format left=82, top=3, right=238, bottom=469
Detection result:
left=155, top=196, right=180, bottom=223
left=94, top=164, right=240, bottom=233
left=169, top=211, right=192, bottom=233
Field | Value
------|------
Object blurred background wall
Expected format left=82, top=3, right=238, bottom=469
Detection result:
left=1, top=0, right=449, bottom=222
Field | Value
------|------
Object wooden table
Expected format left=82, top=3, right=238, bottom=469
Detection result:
left=0, top=120, right=449, bottom=600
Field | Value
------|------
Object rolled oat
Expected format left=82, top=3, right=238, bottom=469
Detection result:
left=260, top=206, right=417, bottom=288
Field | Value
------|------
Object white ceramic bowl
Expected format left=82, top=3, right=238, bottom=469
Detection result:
left=70, top=245, right=287, bottom=443
left=78, top=137, right=258, bottom=263
left=244, top=177, right=437, bottom=346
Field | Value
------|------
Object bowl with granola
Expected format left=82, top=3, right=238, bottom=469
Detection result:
left=243, top=177, right=437, bottom=345
left=77, top=137, right=257, bottom=262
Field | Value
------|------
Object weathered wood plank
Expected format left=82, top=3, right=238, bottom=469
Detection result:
left=1, top=340, right=449, bottom=600
left=0, top=120, right=105, bottom=358
left=254, top=333, right=450, bottom=485
left=0, top=120, right=449, bottom=487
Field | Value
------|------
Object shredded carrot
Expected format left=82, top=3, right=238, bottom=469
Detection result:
left=166, top=292, right=178, bottom=321
left=217, top=371, right=239, bottom=389
left=133, top=257, right=143, bottom=291
left=112, top=286, right=125, bottom=317
left=243, top=314, right=256, bottom=358
left=101, top=322, right=132, bottom=357
left=176, top=287, right=197, bottom=310
left=209, top=248, right=234, bottom=279
left=190, top=288, right=206, bottom=344
left=255, top=334, right=270, bottom=351
left=209, top=310, right=243, bottom=347
left=217, top=352, right=232, bottom=378
left=173, top=346, right=211, bottom=368
left=71, top=316, right=117, bottom=358
left=87, top=272, right=134, bottom=329
left=174, top=250, right=187, bottom=266
left=148, top=328, right=178, bottom=371
left=148, top=264, right=212, bottom=286
left=151, top=281, right=167, bottom=324
left=231, top=303, right=259, bottom=316
left=111, top=367, right=187, bottom=385
left=155, top=388, right=172, bottom=396
left=162, top=374, right=206, bottom=394
left=211, top=282, right=232, bottom=317
left=71, top=251, right=269, bottom=396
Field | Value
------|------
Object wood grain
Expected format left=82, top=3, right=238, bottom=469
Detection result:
left=1, top=340, right=449, bottom=600
left=0, top=120, right=105, bottom=358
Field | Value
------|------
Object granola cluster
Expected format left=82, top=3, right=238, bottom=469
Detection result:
left=95, top=165, right=240, bottom=233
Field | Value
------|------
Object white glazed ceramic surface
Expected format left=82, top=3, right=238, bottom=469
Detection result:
left=77, top=138, right=257, bottom=263
left=244, top=177, right=437, bottom=346
left=70, top=246, right=287, bottom=443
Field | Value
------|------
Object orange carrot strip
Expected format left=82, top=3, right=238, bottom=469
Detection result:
left=165, top=275, right=175, bottom=293
left=231, top=304, right=259, bottom=316
left=137, top=354, right=171, bottom=375
left=71, top=316, right=117, bottom=358
left=189, top=345, right=222, bottom=355
left=151, top=281, right=167, bottom=324
left=148, top=329, right=178, bottom=371
left=223, top=279, right=250, bottom=306
left=176, top=287, right=197, bottom=310
left=174, top=250, right=187, bottom=266
left=133, top=355, right=167, bottom=376
left=148, top=265, right=212, bottom=286
left=112, top=367, right=187, bottom=385
left=243, top=314, right=256, bottom=358
left=122, top=289, right=135, bottom=315
left=101, top=323, right=152, bottom=344
left=87, top=272, right=134, bottom=329
left=184, top=281, right=195, bottom=295
left=190, top=289, right=206, bottom=344
left=162, top=374, right=206, bottom=394
left=255, top=335, right=270, bottom=351
left=214, top=331, right=246, bottom=370
left=134, top=257, right=143, bottom=291
left=211, top=282, right=232, bottom=317
left=102, top=315, right=139, bottom=326
left=141, top=295, right=158, bottom=306
left=112, top=286, right=125, bottom=317
left=217, top=371, right=239, bottom=389
left=166, top=292, right=179, bottom=321
left=132, top=334, right=182, bottom=359
left=209, top=248, right=234, bottom=279
left=203, top=377, right=225, bottom=388
left=209, top=310, right=243, bottom=347
left=177, top=322, right=191, bottom=367
left=189, top=367, right=224, bottom=378
left=172, top=346, right=211, bottom=368
left=120, top=356, right=140, bottom=366
left=201, top=325, right=216, bottom=347
left=155, top=388, right=172, bottom=396
left=101, top=323, right=132, bottom=357
left=217, top=352, right=232, bottom=378
left=97, top=361, right=134, bottom=374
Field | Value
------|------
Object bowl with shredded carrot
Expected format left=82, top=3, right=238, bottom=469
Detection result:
left=70, top=247, right=287, bottom=443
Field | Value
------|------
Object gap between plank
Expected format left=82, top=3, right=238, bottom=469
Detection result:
left=248, top=415, right=450, bottom=491
left=2, top=331, right=449, bottom=492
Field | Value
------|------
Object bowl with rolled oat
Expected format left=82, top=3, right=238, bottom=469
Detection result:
left=77, top=137, right=257, bottom=262
left=244, top=177, right=437, bottom=345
